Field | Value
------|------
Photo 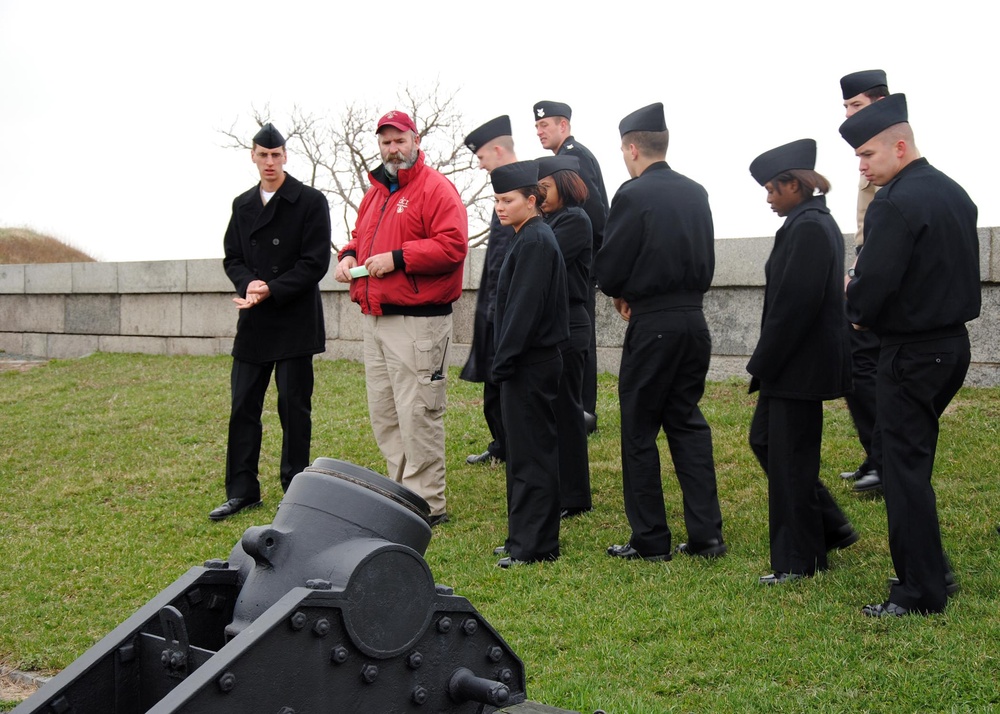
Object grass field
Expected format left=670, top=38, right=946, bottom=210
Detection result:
left=1, top=353, right=998, bottom=712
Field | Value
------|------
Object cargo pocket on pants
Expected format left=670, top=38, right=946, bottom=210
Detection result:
left=415, top=339, right=447, bottom=413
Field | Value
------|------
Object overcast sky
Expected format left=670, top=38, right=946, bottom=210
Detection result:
left=2, top=1, right=995, bottom=262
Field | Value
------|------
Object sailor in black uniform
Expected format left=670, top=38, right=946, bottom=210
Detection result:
left=491, top=160, right=570, bottom=568
left=746, top=139, right=856, bottom=585
left=842, top=95, right=980, bottom=616
left=595, top=102, right=725, bottom=562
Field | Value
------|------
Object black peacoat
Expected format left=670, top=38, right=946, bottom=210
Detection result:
left=223, top=173, right=332, bottom=364
left=747, top=195, right=851, bottom=399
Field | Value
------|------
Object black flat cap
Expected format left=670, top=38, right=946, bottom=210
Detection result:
left=533, top=101, right=571, bottom=121
left=839, top=94, right=908, bottom=149
left=840, top=69, right=888, bottom=100
left=253, top=123, right=285, bottom=149
left=491, top=160, right=539, bottom=194
left=464, top=115, right=512, bottom=152
left=749, top=139, right=817, bottom=186
left=619, top=102, right=667, bottom=137
left=537, top=155, right=581, bottom=179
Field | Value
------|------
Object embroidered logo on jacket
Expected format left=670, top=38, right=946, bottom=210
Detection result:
left=396, top=198, right=409, bottom=214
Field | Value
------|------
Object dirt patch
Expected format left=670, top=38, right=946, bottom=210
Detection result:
left=0, top=671, right=39, bottom=703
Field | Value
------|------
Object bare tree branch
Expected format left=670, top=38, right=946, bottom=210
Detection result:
left=219, top=84, right=491, bottom=249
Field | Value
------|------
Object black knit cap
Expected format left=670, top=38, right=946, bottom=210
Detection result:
left=537, top=155, right=581, bottom=179
left=533, top=100, right=572, bottom=121
left=840, top=69, right=888, bottom=100
left=252, top=123, right=285, bottom=149
left=839, top=94, right=908, bottom=149
left=749, top=139, right=817, bottom=186
left=491, top=160, right=539, bottom=193
left=619, top=102, right=667, bottom=137
left=464, top=116, right=512, bottom=152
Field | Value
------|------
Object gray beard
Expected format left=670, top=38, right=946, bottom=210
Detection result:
left=384, top=150, right=418, bottom=178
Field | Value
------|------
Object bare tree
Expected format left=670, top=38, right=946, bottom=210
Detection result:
left=220, top=83, right=491, bottom=249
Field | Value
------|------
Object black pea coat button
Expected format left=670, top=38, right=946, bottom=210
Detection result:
left=273, top=238, right=280, bottom=245
left=271, top=266, right=279, bottom=274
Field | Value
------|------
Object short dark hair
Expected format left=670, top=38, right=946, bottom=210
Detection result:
left=771, top=169, right=831, bottom=196
left=622, top=129, right=669, bottom=157
left=541, top=169, right=589, bottom=209
left=864, top=85, right=890, bottom=101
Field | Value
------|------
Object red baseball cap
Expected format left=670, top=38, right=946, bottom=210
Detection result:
left=376, top=110, right=417, bottom=134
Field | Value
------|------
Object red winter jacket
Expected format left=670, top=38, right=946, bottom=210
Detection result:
left=340, top=151, right=468, bottom=316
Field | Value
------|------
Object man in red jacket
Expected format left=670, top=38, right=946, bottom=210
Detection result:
left=334, top=110, right=468, bottom=526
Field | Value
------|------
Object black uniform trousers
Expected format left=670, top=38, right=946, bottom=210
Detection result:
left=582, top=283, right=598, bottom=414
left=225, top=355, right=314, bottom=500
left=880, top=333, right=970, bottom=613
left=483, top=380, right=505, bottom=460
left=618, top=309, right=722, bottom=556
left=501, top=351, right=562, bottom=562
left=557, top=316, right=592, bottom=511
left=845, top=322, right=882, bottom=472
left=482, top=325, right=506, bottom=461
left=750, top=396, right=851, bottom=574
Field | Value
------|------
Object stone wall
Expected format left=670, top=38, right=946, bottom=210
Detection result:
left=2, top=228, right=998, bottom=385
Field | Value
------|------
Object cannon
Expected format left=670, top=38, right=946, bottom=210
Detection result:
left=14, top=458, right=578, bottom=714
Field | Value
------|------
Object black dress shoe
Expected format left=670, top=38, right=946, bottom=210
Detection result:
left=827, top=526, right=860, bottom=551
left=840, top=466, right=865, bottom=480
left=887, top=574, right=960, bottom=597
left=496, top=556, right=525, bottom=568
left=427, top=512, right=450, bottom=527
left=758, top=572, right=806, bottom=585
left=466, top=450, right=501, bottom=466
left=584, top=411, right=597, bottom=434
left=560, top=507, right=592, bottom=520
left=606, top=543, right=671, bottom=562
left=493, top=545, right=509, bottom=556
left=497, top=553, right=557, bottom=568
left=208, top=497, right=262, bottom=521
left=862, top=601, right=910, bottom=617
left=676, top=539, right=728, bottom=558
left=852, top=470, right=882, bottom=493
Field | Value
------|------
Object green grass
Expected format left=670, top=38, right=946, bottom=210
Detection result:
left=1, top=353, right=998, bottom=712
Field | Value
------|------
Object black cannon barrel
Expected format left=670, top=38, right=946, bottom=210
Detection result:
left=225, top=459, right=433, bottom=639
